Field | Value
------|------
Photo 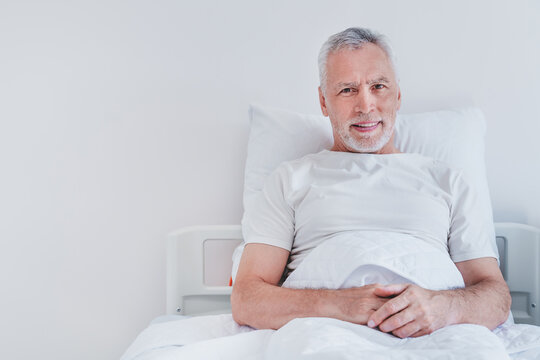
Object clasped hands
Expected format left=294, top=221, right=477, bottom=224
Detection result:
left=349, top=283, right=453, bottom=338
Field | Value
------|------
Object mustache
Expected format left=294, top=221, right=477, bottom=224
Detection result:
left=348, top=114, right=384, bottom=124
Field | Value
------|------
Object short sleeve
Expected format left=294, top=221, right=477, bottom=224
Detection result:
left=448, top=172, right=499, bottom=263
left=241, top=164, right=295, bottom=251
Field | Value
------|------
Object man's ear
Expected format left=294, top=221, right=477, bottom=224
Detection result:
left=396, top=88, right=402, bottom=111
left=318, top=86, right=329, bottom=117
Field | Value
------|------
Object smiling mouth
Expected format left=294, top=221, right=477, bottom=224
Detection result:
left=351, top=121, right=381, bottom=132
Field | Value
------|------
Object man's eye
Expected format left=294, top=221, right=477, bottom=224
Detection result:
left=340, top=88, right=353, bottom=94
left=373, top=84, right=386, bottom=90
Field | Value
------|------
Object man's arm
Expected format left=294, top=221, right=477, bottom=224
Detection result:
left=365, top=257, right=511, bottom=338
left=231, top=243, right=389, bottom=330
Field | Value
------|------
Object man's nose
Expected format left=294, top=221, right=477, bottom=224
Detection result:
left=354, top=89, right=375, bottom=114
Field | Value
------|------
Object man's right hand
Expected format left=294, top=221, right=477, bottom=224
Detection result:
left=231, top=243, right=389, bottom=329
left=328, top=285, right=391, bottom=325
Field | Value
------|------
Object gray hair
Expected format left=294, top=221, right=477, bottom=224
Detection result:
left=318, top=27, right=397, bottom=94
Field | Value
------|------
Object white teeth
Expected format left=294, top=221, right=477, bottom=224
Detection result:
left=354, top=122, right=379, bottom=128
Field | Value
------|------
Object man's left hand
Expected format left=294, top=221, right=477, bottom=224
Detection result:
left=366, top=284, right=455, bottom=338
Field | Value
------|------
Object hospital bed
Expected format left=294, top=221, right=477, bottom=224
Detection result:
left=122, top=104, right=540, bottom=359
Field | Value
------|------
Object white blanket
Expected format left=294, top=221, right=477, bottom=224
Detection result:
left=122, top=234, right=540, bottom=360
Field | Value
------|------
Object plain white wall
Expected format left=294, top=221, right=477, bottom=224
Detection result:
left=0, top=0, right=539, bottom=358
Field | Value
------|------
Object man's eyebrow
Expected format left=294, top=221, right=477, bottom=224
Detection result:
left=368, top=77, right=390, bottom=85
left=335, top=77, right=391, bottom=89
left=335, top=81, right=359, bottom=89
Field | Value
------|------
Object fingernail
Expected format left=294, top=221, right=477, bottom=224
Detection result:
left=368, top=320, right=375, bottom=328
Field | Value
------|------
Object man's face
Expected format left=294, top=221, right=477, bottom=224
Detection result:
left=319, top=43, right=401, bottom=154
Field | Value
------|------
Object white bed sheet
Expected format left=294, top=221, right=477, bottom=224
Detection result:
left=122, top=314, right=540, bottom=360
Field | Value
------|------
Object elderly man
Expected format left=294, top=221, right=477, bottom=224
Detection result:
left=231, top=27, right=511, bottom=339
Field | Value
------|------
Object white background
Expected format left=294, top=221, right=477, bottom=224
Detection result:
left=0, top=0, right=539, bottom=359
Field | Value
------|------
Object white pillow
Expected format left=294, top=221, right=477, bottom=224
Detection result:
left=243, top=103, right=490, bottom=211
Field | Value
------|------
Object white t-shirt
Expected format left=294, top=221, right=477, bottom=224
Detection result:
left=242, top=150, right=498, bottom=273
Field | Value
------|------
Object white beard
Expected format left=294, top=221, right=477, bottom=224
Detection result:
left=338, top=121, right=394, bottom=153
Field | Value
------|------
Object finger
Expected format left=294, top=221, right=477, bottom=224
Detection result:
left=372, top=294, right=392, bottom=307
left=378, top=308, right=416, bottom=333
left=410, top=328, right=430, bottom=338
left=367, top=295, right=410, bottom=328
left=391, top=321, right=422, bottom=339
left=364, top=309, right=375, bottom=321
left=373, top=284, right=408, bottom=297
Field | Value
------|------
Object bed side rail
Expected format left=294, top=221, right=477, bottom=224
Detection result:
left=495, top=222, right=540, bottom=325
left=166, top=225, right=242, bottom=315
